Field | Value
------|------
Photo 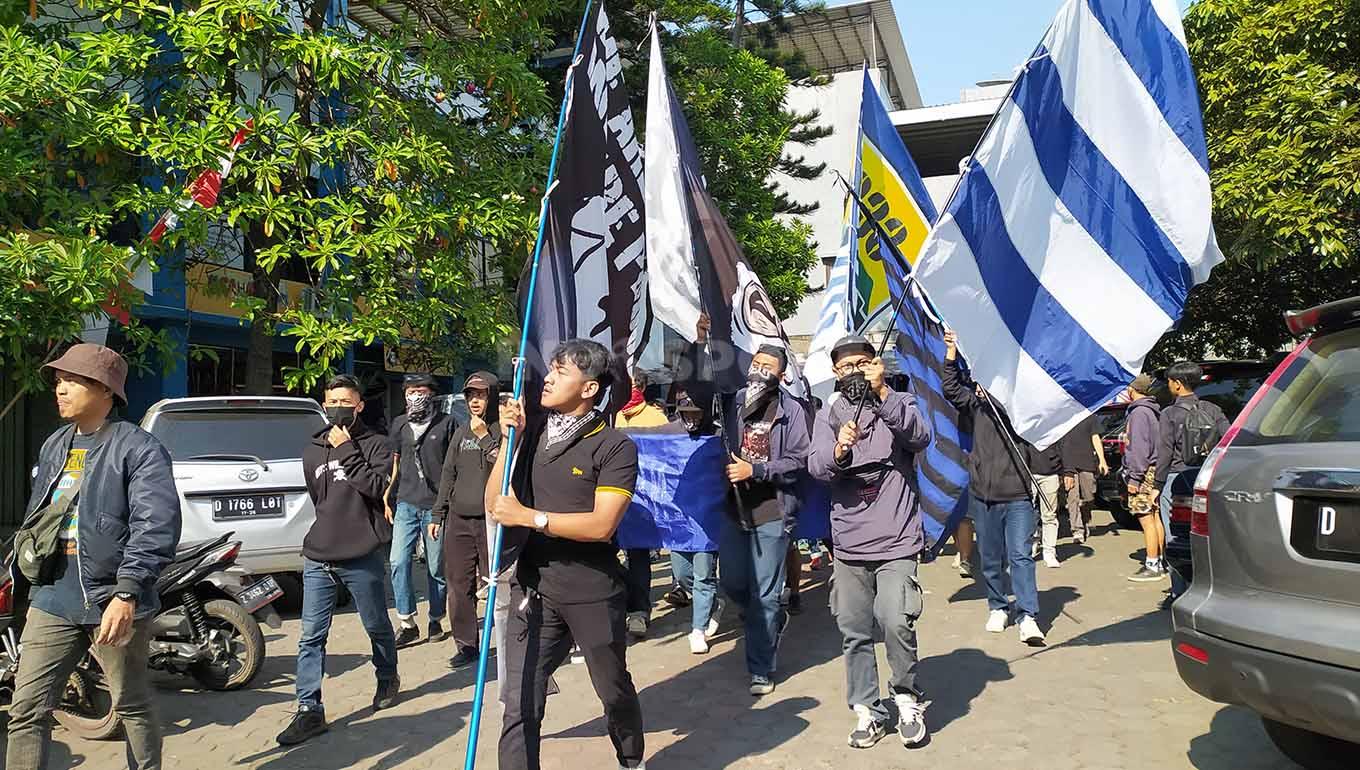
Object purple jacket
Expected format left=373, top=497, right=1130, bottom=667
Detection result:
left=808, top=388, right=932, bottom=560
left=1123, top=397, right=1161, bottom=480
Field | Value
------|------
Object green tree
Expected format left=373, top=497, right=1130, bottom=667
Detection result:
left=1, top=0, right=555, bottom=396
left=1154, top=0, right=1360, bottom=362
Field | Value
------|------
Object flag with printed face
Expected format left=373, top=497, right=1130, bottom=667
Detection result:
left=643, top=25, right=804, bottom=397
left=914, top=0, right=1223, bottom=449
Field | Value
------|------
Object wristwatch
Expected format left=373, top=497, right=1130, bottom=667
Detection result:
left=533, top=512, right=550, bottom=532
left=113, top=591, right=136, bottom=603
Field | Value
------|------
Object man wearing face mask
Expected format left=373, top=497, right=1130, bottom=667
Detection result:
left=809, top=335, right=933, bottom=750
left=277, top=375, right=398, bottom=747
left=720, top=344, right=811, bottom=697
left=383, top=373, right=454, bottom=648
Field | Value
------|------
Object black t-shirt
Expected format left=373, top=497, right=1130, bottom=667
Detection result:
left=517, top=416, right=639, bottom=604
left=735, top=392, right=781, bottom=526
left=1059, top=414, right=1100, bottom=473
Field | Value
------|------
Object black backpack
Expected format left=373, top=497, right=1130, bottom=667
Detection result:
left=1179, top=400, right=1224, bottom=466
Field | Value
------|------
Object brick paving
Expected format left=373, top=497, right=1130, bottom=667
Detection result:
left=13, top=515, right=1300, bottom=769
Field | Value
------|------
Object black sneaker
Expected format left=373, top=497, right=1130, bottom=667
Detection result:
left=428, top=621, right=447, bottom=643
left=662, top=587, right=692, bottom=608
left=394, top=625, right=420, bottom=648
left=277, top=710, right=328, bottom=746
left=788, top=593, right=803, bottom=616
left=373, top=676, right=401, bottom=711
left=448, top=647, right=478, bottom=670
left=1128, top=565, right=1165, bottom=582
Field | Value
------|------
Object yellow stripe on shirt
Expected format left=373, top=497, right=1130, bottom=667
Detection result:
left=596, top=486, right=633, bottom=499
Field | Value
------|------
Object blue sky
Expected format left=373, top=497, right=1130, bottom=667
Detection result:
left=895, top=0, right=1196, bottom=105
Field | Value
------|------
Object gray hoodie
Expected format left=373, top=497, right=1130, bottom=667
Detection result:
left=808, top=388, right=932, bottom=560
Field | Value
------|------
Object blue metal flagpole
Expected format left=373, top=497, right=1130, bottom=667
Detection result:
left=462, top=1, right=595, bottom=766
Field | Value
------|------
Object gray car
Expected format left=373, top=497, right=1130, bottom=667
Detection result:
left=1172, top=295, right=1360, bottom=769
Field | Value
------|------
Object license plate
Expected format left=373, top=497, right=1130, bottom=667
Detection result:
left=236, top=575, right=283, bottom=613
left=1314, top=500, right=1360, bottom=556
left=212, top=493, right=285, bottom=520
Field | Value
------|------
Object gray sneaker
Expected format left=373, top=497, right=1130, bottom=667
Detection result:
left=1128, top=565, right=1165, bottom=582
left=894, top=693, right=929, bottom=747
left=848, top=704, right=887, bottom=748
left=749, top=675, right=775, bottom=696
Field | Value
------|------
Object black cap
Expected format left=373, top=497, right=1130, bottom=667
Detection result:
left=831, top=334, right=875, bottom=363
left=403, top=373, right=435, bottom=390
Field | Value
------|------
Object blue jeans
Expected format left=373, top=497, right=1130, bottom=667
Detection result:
left=390, top=502, right=446, bottom=621
left=719, top=518, right=787, bottom=677
left=297, top=551, right=398, bottom=712
left=670, top=551, right=719, bottom=632
left=1159, top=477, right=1189, bottom=595
left=973, top=497, right=1040, bottom=620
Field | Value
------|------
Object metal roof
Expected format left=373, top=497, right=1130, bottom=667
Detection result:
left=747, top=0, right=922, bottom=110
left=347, top=0, right=466, bottom=38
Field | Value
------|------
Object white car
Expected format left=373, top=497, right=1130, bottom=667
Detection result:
left=140, top=396, right=328, bottom=609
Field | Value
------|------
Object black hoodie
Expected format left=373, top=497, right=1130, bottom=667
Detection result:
left=433, top=371, right=502, bottom=524
left=302, top=421, right=394, bottom=562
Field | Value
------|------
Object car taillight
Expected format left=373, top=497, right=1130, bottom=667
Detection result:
left=1191, top=339, right=1312, bottom=538
left=1170, top=496, right=1193, bottom=524
left=0, top=580, right=12, bottom=615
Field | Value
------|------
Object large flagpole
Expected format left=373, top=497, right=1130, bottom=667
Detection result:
left=462, top=2, right=595, bottom=766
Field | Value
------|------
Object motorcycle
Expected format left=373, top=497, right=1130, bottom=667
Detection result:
left=2, top=532, right=283, bottom=740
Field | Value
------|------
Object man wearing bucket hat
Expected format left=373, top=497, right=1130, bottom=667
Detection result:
left=7, top=343, right=181, bottom=770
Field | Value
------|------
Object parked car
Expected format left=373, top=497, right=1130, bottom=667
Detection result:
left=1172, top=295, right=1360, bottom=770
left=1094, top=358, right=1281, bottom=528
left=140, top=397, right=329, bottom=611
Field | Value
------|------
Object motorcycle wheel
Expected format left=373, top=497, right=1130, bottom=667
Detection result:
left=53, top=662, right=121, bottom=741
left=188, top=599, right=265, bottom=691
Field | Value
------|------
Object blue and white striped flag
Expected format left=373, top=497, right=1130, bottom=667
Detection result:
left=915, top=0, right=1223, bottom=449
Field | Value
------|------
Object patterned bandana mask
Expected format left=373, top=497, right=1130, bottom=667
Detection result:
left=405, top=391, right=433, bottom=424
left=545, top=411, right=597, bottom=448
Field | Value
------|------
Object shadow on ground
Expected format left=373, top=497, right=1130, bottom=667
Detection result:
left=1186, top=706, right=1296, bottom=770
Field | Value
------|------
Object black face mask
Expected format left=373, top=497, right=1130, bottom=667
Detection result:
left=325, top=406, right=357, bottom=428
left=837, top=371, right=872, bottom=403
left=747, top=370, right=778, bottom=388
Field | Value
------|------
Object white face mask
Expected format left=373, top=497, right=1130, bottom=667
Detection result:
left=405, top=391, right=433, bottom=422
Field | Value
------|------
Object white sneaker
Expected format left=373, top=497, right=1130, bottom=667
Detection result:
left=958, top=559, right=972, bottom=579
left=985, top=609, right=1009, bottom=633
left=705, top=598, right=724, bottom=638
left=1043, top=549, right=1061, bottom=568
left=951, top=553, right=961, bottom=569
left=894, top=693, right=929, bottom=747
left=1019, top=615, right=1046, bottom=646
left=688, top=629, right=709, bottom=655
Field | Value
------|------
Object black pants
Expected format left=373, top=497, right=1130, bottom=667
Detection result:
left=443, top=514, right=489, bottom=651
left=624, top=548, right=651, bottom=615
left=499, top=586, right=645, bottom=770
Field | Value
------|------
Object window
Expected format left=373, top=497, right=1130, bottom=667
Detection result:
left=1239, top=329, right=1360, bottom=445
left=151, top=409, right=327, bottom=461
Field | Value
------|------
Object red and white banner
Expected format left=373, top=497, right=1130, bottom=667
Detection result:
left=147, top=120, right=254, bottom=244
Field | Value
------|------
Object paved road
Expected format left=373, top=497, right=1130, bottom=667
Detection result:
left=10, top=514, right=1302, bottom=769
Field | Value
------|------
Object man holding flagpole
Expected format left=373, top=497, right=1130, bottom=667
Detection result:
left=809, top=334, right=933, bottom=749
left=486, top=339, right=646, bottom=770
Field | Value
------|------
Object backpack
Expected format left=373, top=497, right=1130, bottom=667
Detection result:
left=1179, top=400, right=1224, bottom=467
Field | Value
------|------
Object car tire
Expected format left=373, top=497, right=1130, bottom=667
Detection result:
left=1262, top=717, right=1360, bottom=770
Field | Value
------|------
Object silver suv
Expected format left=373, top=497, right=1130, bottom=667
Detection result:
left=140, top=397, right=328, bottom=608
left=1172, top=296, right=1360, bottom=769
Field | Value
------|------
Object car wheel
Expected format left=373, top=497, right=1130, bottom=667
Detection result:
left=1263, top=717, right=1359, bottom=770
